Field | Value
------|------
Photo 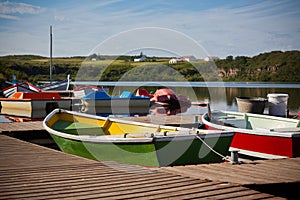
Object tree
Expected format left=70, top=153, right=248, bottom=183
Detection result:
left=226, top=55, right=233, bottom=62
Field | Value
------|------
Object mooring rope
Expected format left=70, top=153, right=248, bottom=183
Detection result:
left=195, top=134, right=231, bottom=162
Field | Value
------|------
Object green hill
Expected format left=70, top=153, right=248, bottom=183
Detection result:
left=215, top=50, right=300, bottom=82
left=0, top=51, right=299, bottom=89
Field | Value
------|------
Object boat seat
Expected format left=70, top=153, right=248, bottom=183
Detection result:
left=83, top=91, right=110, bottom=100
left=270, top=127, right=300, bottom=132
left=217, top=116, right=236, bottom=120
left=120, top=91, right=134, bottom=98
left=222, top=119, right=247, bottom=129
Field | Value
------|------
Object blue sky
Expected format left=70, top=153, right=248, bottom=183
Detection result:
left=0, top=0, right=299, bottom=58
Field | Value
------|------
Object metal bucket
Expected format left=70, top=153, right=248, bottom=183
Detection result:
left=236, top=96, right=267, bottom=114
left=267, top=93, right=289, bottom=117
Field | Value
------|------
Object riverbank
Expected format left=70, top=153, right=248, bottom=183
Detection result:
left=1, top=51, right=300, bottom=87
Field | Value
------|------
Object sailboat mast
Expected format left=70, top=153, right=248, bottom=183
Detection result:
left=50, top=25, right=53, bottom=84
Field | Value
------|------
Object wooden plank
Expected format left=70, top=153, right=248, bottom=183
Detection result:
left=162, top=165, right=259, bottom=185
left=0, top=135, right=285, bottom=199
left=162, top=157, right=300, bottom=185
left=119, top=182, right=235, bottom=199
left=0, top=176, right=190, bottom=198
left=0, top=172, right=178, bottom=191
left=265, top=158, right=300, bottom=169
left=0, top=121, right=44, bottom=133
left=42, top=180, right=217, bottom=199
left=165, top=186, right=257, bottom=199
left=0, top=178, right=201, bottom=199
left=231, top=159, right=300, bottom=182
left=224, top=193, right=285, bottom=200
left=199, top=163, right=296, bottom=183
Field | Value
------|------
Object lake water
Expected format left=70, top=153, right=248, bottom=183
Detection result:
left=1, top=82, right=299, bottom=122
left=72, top=81, right=300, bottom=88
left=187, top=86, right=299, bottom=114
left=72, top=81, right=300, bottom=115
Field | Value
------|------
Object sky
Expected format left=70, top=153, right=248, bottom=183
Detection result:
left=0, top=0, right=299, bottom=58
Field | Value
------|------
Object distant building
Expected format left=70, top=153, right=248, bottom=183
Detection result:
left=169, top=56, right=196, bottom=64
left=204, top=56, right=220, bottom=62
left=134, top=55, right=147, bottom=62
left=169, top=58, right=178, bottom=64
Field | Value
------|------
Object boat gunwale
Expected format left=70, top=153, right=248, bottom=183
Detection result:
left=225, top=110, right=300, bottom=123
left=82, top=97, right=150, bottom=100
left=202, top=111, right=300, bottom=138
left=0, top=98, right=71, bottom=102
left=43, top=109, right=234, bottom=143
left=47, top=108, right=179, bottom=130
left=229, top=147, right=288, bottom=159
left=2, top=82, right=41, bottom=92
left=81, top=98, right=150, bottom=105
left=47, top=130, right=234, bottom=144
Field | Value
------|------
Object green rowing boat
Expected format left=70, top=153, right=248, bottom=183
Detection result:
left=43, top=109, right=234, bottom=167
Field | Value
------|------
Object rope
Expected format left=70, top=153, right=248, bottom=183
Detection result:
left=195, top=134, right=231, bottom=162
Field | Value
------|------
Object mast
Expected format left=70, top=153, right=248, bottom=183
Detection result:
left=50, top=25, right=53, bottom=83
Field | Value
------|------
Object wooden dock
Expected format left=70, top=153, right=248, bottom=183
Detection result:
left=0, top=120, right=57, bottom=149
left=161, top=158, right=300, bottom=185
left=0, top=121, right=44, bottom=134
left=0, top=135, right=285, bottom=199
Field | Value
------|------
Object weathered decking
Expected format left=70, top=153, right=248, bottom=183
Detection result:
left=0, top=135, right=283, bottom=199
left=161, top=158, right=300, bottom=185
left=0, top=121, right=44, bottom=134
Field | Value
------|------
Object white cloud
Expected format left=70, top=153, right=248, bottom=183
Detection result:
left=54, top=10, right=65, bottom=22
left=93, top=0, right=125, bottom=8
left=0, top=13, right=19, bottom=20
left=0, top=1, right=45, bottom=20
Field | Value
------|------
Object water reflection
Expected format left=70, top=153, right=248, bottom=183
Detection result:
left=150, top=104, right=190, bottom=116
left=106, top=85, right=299, bottom=114
left=191, top=87, right=299, bottom=113
left=0, top=115, right=43, bottom=123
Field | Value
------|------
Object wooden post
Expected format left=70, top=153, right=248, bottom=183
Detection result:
left=229, top=149, right=240, bottom=164
left=50, top=26, right=53, bottom=84
left=207, top=102, right=212, bottom=121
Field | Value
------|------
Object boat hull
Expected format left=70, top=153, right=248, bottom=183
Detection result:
left=2, top=83, right=41, bottom=98
left=0, top=99, right=71, bottom=118
left=40, top=76, right=70, bottom=91
left=202, top=111, right=300, bottom=158
left=44, top=109, right=234, bottom=167
left=81, top=99, right=150, bottom=114
left=49, top=131, right=233, bottom=167
left=230, top=132, right=300, bottom=158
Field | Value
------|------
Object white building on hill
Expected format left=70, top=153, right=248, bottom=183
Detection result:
left=134, top=55, right=147, bottom=62
left=204, top=56, right=220, bottom=61
left=169, top=56, right=196, bottom=64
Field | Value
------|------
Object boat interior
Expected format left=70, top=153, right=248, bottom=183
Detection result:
left=212, top=111, right=300, bottom=131
left=48, top=112, right=178, bottom=137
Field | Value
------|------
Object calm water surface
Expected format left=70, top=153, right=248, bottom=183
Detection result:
left=188, top=87, right=299, bottom=114
left=83, top=82, right=299, bottom=114
left=1, top=82, right=299, bottom=122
